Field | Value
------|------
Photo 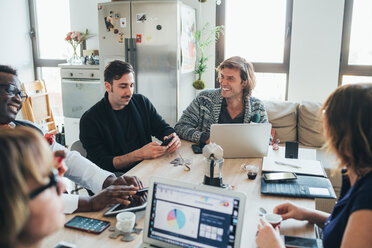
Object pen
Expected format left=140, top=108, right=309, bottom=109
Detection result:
left=275, top=161, right=301, bottom=169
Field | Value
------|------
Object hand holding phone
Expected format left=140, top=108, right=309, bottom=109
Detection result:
left=135, top=187, right=148, bottom=196
left=161, top=136, right=173, bottom=146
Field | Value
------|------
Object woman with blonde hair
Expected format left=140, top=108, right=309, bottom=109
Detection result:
left=0, top=127, right=65, bottom=248
left=256, top=83, right=372, bottom=247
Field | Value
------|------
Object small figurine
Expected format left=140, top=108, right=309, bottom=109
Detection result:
left=272, top=138, right=280, bottom=151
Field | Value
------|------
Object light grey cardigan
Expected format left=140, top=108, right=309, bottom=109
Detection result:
left=175, top=89, right=268, bottom=143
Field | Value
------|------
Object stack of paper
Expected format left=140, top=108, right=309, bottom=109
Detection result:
left=262, top=157, right=326, bottom=177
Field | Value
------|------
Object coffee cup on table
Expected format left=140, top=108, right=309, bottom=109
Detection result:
left=116, top=212, right=136, bottom=233
left=264, top=213, right=282, bottom=228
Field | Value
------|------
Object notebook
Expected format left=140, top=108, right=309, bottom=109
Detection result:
left=262, top=157, right=326, bottom=177
left=139, top=177, right=247, bottom=248
left=210, top=123, right=272, bottom=158
left=261, top=175, right=336, bottom=199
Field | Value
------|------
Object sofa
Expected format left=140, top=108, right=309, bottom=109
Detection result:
left=264, top=100, right=341, bottom=213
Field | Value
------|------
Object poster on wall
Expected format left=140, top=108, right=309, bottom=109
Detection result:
left=180, top=4, right=196, bottom=73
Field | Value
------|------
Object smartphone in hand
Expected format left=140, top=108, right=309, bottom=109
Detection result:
left=161, top=136, right=173, bottom=146
left=135, top=187, right=148, bottom=196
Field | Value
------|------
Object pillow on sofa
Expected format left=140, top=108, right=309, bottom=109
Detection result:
left=264, top=100, right=298, bottom=142
left=298, top=101, right=325, bottom=147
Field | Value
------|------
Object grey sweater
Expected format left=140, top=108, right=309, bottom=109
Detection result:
left=175, top=89, right=268, bottom=143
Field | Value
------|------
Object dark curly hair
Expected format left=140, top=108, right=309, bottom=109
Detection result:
left=0, top=65, right=18, bottom=76
left=104, top=60, right=134, bottom=85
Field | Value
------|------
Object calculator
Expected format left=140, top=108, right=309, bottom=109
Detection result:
left=64, top=216, right=110, bottom=234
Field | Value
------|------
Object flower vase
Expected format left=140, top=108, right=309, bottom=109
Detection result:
left=68, top=46, right=82, bottom=65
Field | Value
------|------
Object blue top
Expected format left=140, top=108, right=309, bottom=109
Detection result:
left=323, top=170, right=372, bottom=247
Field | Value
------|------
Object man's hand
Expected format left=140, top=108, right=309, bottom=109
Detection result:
left=112, top=175, right=143, bottom=187
left=164, top=133, right=181, bottom=153
left=103, top=175, right=144, bottom=189
left=88, top=185, right=138, bottom=212
left=137, top=142, right=167, bottom=159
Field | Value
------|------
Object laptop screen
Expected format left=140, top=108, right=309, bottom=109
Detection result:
left=147, top=182, right=241, bottom=248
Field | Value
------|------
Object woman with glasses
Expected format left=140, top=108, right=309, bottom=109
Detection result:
left=256, top=84, right=372, bottom=247
left=0, top=127, right=65, bottom=248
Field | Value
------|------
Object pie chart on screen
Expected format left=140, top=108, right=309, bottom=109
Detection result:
left=167, top=209, right=186, bottom=230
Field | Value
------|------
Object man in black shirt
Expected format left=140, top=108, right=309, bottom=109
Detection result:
left=80, top=60, right=181, bottom=173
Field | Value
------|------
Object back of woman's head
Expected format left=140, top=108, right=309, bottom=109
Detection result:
left=0, top=127, right=53, bottom=247
left=322, top=83, right=372, bottom=176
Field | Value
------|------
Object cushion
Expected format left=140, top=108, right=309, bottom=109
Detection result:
left=264, top=100, right=298, bottom=142
left=298, top=101, right=325, bottom=147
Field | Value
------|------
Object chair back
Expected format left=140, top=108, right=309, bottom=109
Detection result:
left=21, top=80, right=57, bottom=134
left=70, top=140, right=87, bottom=157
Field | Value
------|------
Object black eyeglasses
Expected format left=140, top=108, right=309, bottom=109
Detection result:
left=0, top=84, right=28, bottom=102
left=29, top=170, right=60, bottom=199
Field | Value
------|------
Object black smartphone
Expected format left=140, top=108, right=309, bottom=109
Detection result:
left=161, top=136, right=173, bottom=146
left=64, top=215, right=110, bottom=234
left=285, top=141, right=299, bottom=159
left=283, top=235, right=323, bottom=248
left=191, top=143, right=204, bottom=154
left=135, top=187, right=148, bottom=196
left=263, top=172, right=297, bottom=182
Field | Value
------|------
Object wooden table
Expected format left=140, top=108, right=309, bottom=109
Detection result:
left=42, top=141, right=316, bottom=248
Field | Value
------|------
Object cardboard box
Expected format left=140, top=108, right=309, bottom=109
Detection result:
left=83, top=49, right=99, bottom=57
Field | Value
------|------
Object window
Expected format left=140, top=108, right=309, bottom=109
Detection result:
left=29, top=0, right=71, bottom=126
left=216, top=0, right=293, bottom=100
left=339, top=0, right=372, bottom=85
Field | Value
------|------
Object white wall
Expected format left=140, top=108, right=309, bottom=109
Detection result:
left=288, top=0, right=345, bottom=102
left=198, top=0, right=216, bottom=89
left=0, top=0, right=34, bottom=83
left=69, top=0, right=110, bottom=50
left=68, top=0, right=346, bottom=103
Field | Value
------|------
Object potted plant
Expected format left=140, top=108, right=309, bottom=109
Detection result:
left=193, top=23, right=224, bottom=90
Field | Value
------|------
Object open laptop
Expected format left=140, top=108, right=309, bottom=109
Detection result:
left=139, top=177, right=246, bottom=248
left=210, top=123, right=272, bottom=158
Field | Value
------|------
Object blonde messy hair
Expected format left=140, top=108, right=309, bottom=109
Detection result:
left=322, top=83, right=372, bottom=177
left=216, top=56, right=256, bottom=99
left=0, top=127, right=53, bottom=247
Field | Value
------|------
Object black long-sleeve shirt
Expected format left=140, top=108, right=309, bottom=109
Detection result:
left=80, top=92, right=174, bottom=173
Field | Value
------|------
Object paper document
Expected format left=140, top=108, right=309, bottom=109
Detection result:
left=262, top=157, right=325, bottom=177
left=309, top=187, right=330, bottom=196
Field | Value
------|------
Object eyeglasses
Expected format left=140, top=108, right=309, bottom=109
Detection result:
left=29, top=170, right=60, bottom=199
left=0, top=84, right=28, bottom=102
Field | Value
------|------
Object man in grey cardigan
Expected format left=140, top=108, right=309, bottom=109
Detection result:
left=175, top=56, right=268, bottom=144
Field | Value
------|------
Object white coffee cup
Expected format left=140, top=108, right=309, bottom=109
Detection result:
left=264, top=213, right=282, bottom=228
left=116, top=212, right=136, bottom=233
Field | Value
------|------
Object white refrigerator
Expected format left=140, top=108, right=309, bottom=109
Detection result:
left=98, top=0, right=197, bottom=126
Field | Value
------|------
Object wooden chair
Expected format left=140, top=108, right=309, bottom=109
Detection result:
left=21, top=80, right=57, bottom=134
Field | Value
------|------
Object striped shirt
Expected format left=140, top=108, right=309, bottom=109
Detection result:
left=175, top=89, right=268, bottom=143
